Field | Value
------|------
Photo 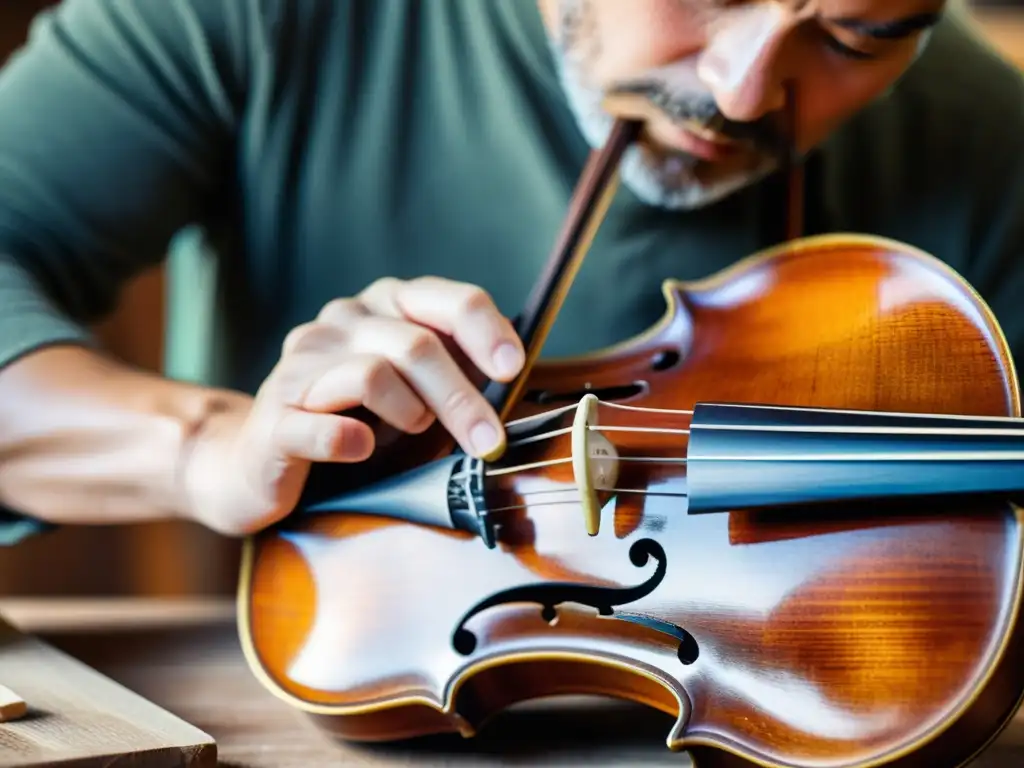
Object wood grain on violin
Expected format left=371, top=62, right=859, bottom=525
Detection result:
left=237, top=233, right=1024, bottom=768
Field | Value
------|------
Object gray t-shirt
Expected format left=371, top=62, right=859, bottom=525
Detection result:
left=1, top=0, right=1023, bottom=542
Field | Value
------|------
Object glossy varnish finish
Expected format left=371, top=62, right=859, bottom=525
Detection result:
left=238, top=235, right=1024, bottom=768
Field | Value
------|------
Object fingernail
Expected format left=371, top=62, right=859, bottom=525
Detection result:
left=493, top=342, right=523, bottom=378
left=469, top=421, right=502, bottom=458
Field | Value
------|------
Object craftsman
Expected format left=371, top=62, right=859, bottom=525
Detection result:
left=0, top=0, right=1021, bottom=543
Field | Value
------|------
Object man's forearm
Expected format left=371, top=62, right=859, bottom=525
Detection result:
left=0, top=345, right=252, bottom=527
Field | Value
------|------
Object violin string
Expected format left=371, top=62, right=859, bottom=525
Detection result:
left=594, top=400, right=696, bottom=416
left=694, top=424, right=1024, bottom=436
left=488, top=447, right=1024, bottom=481
left=685, top=451, right=1024, bottom=460
left=488, top=444, right=1024, bottom=479
left=502, top=398, right=695, bottom=431
left=507, top=418, right=1024, bottom=442
left=487, top=486, right=690, bottom=515
left=506, top=426, right=573, bottom=447
left=503, top=396, right=1024, bottom=443
left=491, top=390, right=1024, bottom=480
left=494, top=422, right=690, bottom=477
left=481, top=421, right=1024, bottom=513
left=599, top=425, right=690, bottom=434
left=493, top=429, right=1024, bottom=479
left=503, top=402, right=580, bottom=428
left=506, top=423, right=690, bottom=450
left=698, top=401, right=1024, bottom=422
left=485, top=452, right=689, bottom=478
left=486, top=456, right=573, bottom=476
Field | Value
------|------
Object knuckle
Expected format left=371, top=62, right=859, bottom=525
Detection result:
left=357, top=356, right=393, bottom=399
left=265, top=362, right=312, bottom=406
left=441, top=385, right=478, bottom=422
left=398, top=327, right=442, bottom=364
left=280, top=323, right=312, bottom=356
left=407, top=275, right=443, bottom=291
left=362, top=276, right=403, bottom=299
left=317, top=297, right=360, bottom=325
left=455, top=285, right=493, bottom=318
left=281, top=321, right=339, bottom=357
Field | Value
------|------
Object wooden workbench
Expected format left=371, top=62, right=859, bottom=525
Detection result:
left=0, top=598, right=1022, bottom=767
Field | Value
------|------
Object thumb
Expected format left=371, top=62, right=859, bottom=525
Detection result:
left=225, top=409, right=375, bottom=534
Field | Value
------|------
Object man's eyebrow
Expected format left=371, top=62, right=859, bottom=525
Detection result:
left=827, top=11, right=943, bottom=39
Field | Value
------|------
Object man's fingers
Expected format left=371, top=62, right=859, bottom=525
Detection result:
left=347, top=315, right=506, bottom=458
left=276, top=276, right=522, bottom=460
left=361, top=276, right=525, bottom=384
left=315, top=296, right=369, bottom=329
left=300, top=354, right=434, bottom=434
left=272, top=409, right=376, bottom=463
left=355, top=276, right=405, bottom=319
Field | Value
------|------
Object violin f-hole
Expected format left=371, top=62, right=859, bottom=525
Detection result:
left=523, top=380, right=649, bottom=405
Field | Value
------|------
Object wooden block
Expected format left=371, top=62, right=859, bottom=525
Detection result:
left=0, top=685, right=26, bottom=723
left=0, top=612, right=215, bottom=767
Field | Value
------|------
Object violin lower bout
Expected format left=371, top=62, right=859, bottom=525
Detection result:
left=240, top=497, right=1024, bottom=768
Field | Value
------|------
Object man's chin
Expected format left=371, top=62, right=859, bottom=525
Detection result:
left=618, top=139, right=778, bottom=212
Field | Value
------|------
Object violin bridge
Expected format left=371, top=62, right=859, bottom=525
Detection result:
left=571, top=393, right=620, bottom=536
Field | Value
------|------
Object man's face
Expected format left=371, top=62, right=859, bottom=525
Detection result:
left=538, top=0, right=944, bottom=210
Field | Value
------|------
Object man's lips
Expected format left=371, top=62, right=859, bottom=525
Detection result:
left=643, top=119, right=740, bottom=162
left=601, top=93, right=741, bottom=162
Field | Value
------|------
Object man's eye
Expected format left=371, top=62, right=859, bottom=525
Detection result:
left=823, top=31, right=876, bottom=60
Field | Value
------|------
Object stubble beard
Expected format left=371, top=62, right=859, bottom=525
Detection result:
left=545, top=0, right=782, bottom=211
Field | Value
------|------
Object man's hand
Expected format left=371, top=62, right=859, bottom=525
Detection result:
left=182, top=276, right=526, bottom=536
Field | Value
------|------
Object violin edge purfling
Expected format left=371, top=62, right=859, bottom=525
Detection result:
left=235, top=113, right=1024, bottom=768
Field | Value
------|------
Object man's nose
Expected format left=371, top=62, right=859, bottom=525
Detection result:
left=696, top=4, right=789, bottom=123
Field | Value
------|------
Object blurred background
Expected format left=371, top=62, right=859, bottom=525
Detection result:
left=0, top=0, right=1022, bottom=598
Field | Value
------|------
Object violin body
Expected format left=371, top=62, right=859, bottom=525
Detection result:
left=237, top=233, right=1024, bottom=768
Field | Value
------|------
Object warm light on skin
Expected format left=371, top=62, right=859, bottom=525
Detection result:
left=536, top=0, right=944, bottom=210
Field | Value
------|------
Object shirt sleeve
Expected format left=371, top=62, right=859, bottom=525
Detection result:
left=0, top=0, right=255, bottom=543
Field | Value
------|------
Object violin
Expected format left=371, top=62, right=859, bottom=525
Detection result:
left=235, top=115, right=1024, bottom=768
